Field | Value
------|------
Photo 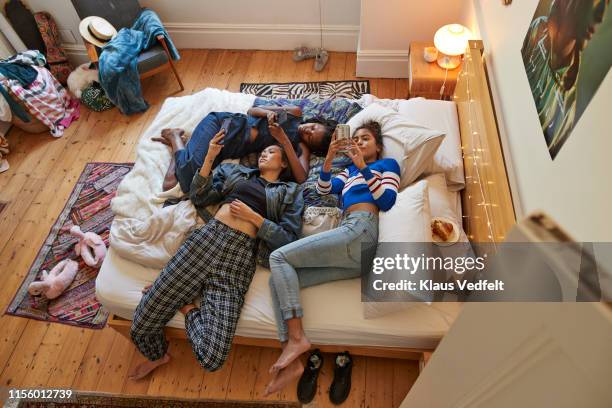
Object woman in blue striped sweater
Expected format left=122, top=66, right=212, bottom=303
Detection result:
left=264, top=121, right=401, bottom=395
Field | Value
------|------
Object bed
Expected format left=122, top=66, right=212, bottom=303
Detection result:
left=97, top=40, right=515, bottom=361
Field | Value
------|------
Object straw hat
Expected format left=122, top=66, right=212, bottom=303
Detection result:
left=78, top=16, right=117, bottom=47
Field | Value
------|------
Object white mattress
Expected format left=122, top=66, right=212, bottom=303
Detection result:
left=98, top=91, right=466, bottom=350
left=97, top=249, right=462, bottom=349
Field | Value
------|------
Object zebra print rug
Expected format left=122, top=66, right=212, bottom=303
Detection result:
left=240, top=80, right=370, bottom=99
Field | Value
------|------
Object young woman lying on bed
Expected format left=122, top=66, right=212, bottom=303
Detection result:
left=264, top=121, right=400, bottom=396
left=154, top=105, right=337, bottom=191
left=128, top=134, right=304, bottom=380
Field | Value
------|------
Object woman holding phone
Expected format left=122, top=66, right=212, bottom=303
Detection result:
left=154, top=105, right=337, bottom=191
left=264, top=121, right=401, bottom=395
left=129, top=131, right=304, bottom=379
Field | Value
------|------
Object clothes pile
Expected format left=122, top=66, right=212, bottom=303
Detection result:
left=98, top=9, right=180, bottom=115
left=0, top=50, right=79, bottom=137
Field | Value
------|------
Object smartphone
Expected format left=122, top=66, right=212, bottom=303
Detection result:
left=220, top=118, right=232, bottom=144
left=335, top=124, right=350, bottom=153
left=276, top=110, right=288, bottom=125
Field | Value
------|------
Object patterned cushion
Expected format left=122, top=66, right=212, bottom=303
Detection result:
left=253, top=97, right=362, bottom=124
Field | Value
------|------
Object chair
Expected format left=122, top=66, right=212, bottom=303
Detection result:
left=71, top=0, right=184, bottom=91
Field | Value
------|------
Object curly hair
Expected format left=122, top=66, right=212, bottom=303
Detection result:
left=305, top=117, right=338, bottom=156
left=354, top=120, right=384, bottom=157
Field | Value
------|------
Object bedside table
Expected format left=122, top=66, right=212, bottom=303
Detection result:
left=408, top=42, right=460, bottom=100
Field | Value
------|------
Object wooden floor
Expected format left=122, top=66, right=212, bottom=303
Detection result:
left=0, top=50, right=415, bottom=407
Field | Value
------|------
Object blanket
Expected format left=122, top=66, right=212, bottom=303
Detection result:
left=99, top=9, right=179, bottom=115
left=110, top=89, right=387, bottom=268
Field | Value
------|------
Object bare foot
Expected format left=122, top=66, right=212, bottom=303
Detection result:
left=269, top=337, right=311, bottom=374
left=264, top=358, right=304, bottom=397
left=141, top=284, right=152, bottom=294
left=128, top=353, right=170, bottom=380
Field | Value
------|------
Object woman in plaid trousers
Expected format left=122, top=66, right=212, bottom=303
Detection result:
left=128, top=126, right=304, bottom=379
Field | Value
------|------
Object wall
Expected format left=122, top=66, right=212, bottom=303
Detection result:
left=472, top=0, right=612, bottom=241
left=356, top=0, right=470, bottom=78
left=20, top=0, right=360, bottom=66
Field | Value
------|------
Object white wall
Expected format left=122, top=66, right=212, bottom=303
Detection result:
left=356, top=0, right=471, bottom=78
left=472, top=0, right=612, bottom=241
left=20, top=0, right=360, bottom=66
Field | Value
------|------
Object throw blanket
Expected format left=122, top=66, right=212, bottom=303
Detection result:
left=99, top=9, right=179, bottom=115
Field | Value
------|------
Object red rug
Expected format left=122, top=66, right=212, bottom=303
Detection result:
left=6, top=162, right=133, bottom=329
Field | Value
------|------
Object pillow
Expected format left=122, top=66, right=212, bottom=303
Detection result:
left=346, top=103, right=445, bottom=189
left=363, top=179, right=433, bottom=319
left=424, top=173, right=475, bottom=284
left=301, top=206, right=342, bottom=237
left=398, top=98, right=465, bottom=191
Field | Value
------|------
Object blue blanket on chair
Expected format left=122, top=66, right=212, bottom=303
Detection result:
left=99, top=9, right=180, bottom=115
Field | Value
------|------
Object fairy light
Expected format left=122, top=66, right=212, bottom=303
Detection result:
left=459, top=43, right=496, bottom=248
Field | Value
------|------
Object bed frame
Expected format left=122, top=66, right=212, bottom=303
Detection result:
left=107, top=40, right=516, bottom=365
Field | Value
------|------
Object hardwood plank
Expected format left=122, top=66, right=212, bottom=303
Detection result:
left=193, top=49, right=223, bottom=91
left=0, top=321, right=50, bottom=387
left=21, top=324, right=70, bottom=387
left=241, top=50, right=268, bottom=84
left=395, top=79, right=409, bottom=100
left=327, top=52, right=348, bottom=81
left=345, top=53, right=358, bottom=80
left=198, top=346, right=236, bottom=399
left=168, top=341, right=206, bottom=399
left=72, top=328, right=117, bottom=391
left=46, top=327, right=94, bottom=388
left=392, top=360, right=419, bottom=407
left=227, top=50, right=255, bottom=92
left=0, top=316, right=28, bottom=377
left=377, top=79, right=396, bottom=99
left=95, top=332, right=136, bottom=393
left=342, top=355, right=367, bottom=408
left=225, top=345, right=261, bottom=400
left=121, top=350, right=152, bottom=396
left=364, top=358, right=394, bottom=408
left=251, top=347, right=283, bottom=401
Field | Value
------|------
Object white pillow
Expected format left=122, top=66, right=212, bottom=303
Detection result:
left=346, top=104, right=445, bottom=189
left=398, top=98, right=465, bottom=191
left=301, top=206, right=342, bottom=237
left=363, top=179, right=432, bottom=319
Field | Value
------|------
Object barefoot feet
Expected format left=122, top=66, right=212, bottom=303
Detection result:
left=269, top=336, right=311, bottom=374
left=128, top=353, right=170, bottom=380
left=152, top=128, right=186, bottom=146
left=264, top=358, right=304, bottom=397
left=141, top=284, right=152, bottom=294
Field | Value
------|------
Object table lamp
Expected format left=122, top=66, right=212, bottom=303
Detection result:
left=433, top=24, right=472, bottom=69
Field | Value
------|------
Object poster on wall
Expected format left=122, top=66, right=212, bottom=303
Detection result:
left=521, top=0, right=611, bottom=159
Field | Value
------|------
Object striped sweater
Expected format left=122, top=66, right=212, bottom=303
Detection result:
left=317, top=158, right=401, bottom=211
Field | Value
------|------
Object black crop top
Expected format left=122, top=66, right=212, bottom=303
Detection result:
left=221, top=176, right=268, bottom=217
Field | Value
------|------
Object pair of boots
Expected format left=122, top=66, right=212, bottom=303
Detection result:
left=293, top=47, right=329, bottom=72
left=297, top=349, right=352, bottom=405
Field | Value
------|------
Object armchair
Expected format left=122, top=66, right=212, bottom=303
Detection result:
left=71, top=0, right=183, bottom=91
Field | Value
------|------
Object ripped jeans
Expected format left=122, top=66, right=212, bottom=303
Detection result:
left=268, top=211, right=378, bottom=342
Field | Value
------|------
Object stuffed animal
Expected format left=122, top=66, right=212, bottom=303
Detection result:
left=28, top=259, right=78, bottom=299
left=70, top=225, right=107, bottom=268
left=67, top=63, right=99, bottom=98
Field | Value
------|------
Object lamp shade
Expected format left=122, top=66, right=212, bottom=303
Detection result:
left=434, top=24, right=472, bottom=56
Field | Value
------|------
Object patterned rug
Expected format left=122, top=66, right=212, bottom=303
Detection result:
left=6, top=162, right=133, bottom=329
left=240, top=79, right=370, bottom=99
left=7, top=392, right=300, bottom=407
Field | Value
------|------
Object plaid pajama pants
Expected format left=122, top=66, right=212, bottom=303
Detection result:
left=130, top=218, right=257, bottom=371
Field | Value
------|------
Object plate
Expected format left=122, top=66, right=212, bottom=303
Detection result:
left=431, top=216, right=460, bottom=246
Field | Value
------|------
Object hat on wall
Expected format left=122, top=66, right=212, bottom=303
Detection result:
left=78, top=16, right=117, bottom=48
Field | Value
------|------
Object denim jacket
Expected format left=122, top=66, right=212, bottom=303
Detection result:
left=189, top=163, right=304, bottom=252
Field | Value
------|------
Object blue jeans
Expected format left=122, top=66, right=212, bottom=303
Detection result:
left=175, top=112, right=249, bottom=193
left=268, top=211, right=378, bottom=342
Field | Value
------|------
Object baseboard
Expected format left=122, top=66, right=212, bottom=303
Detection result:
left=164, top=22, right=359, bottom=52
left=63, top=43, right=89, bottom=66
left=356, top=49, right=410, bottom=78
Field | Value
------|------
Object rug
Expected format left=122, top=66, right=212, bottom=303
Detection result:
left=6, top=162, right=133, bottom=329
left=240, top=79, right=370, bottom=99
left=6, top=391, right=300, bottom=407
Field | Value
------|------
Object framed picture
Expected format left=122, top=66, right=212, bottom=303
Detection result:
left=521, top=0, right=611, bottom=159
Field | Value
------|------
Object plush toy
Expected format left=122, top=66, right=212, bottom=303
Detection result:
left=67, top=63, right=99, bottom=98
left=70, top=225, right=107, bottom=268
left=28, top=259, right=79, bottom=299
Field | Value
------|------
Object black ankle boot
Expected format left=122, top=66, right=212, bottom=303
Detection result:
left=329, top=351, right=352, bottom=405
left=297, top=349, right=323, bottom=404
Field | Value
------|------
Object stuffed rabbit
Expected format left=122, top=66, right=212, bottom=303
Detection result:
left=28, top=259, right=79, bottom=299
left=70, top=225, right=107, bottom=268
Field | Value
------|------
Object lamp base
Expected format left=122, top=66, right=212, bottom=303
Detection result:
left=436, top=53, right=462, bottom=70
